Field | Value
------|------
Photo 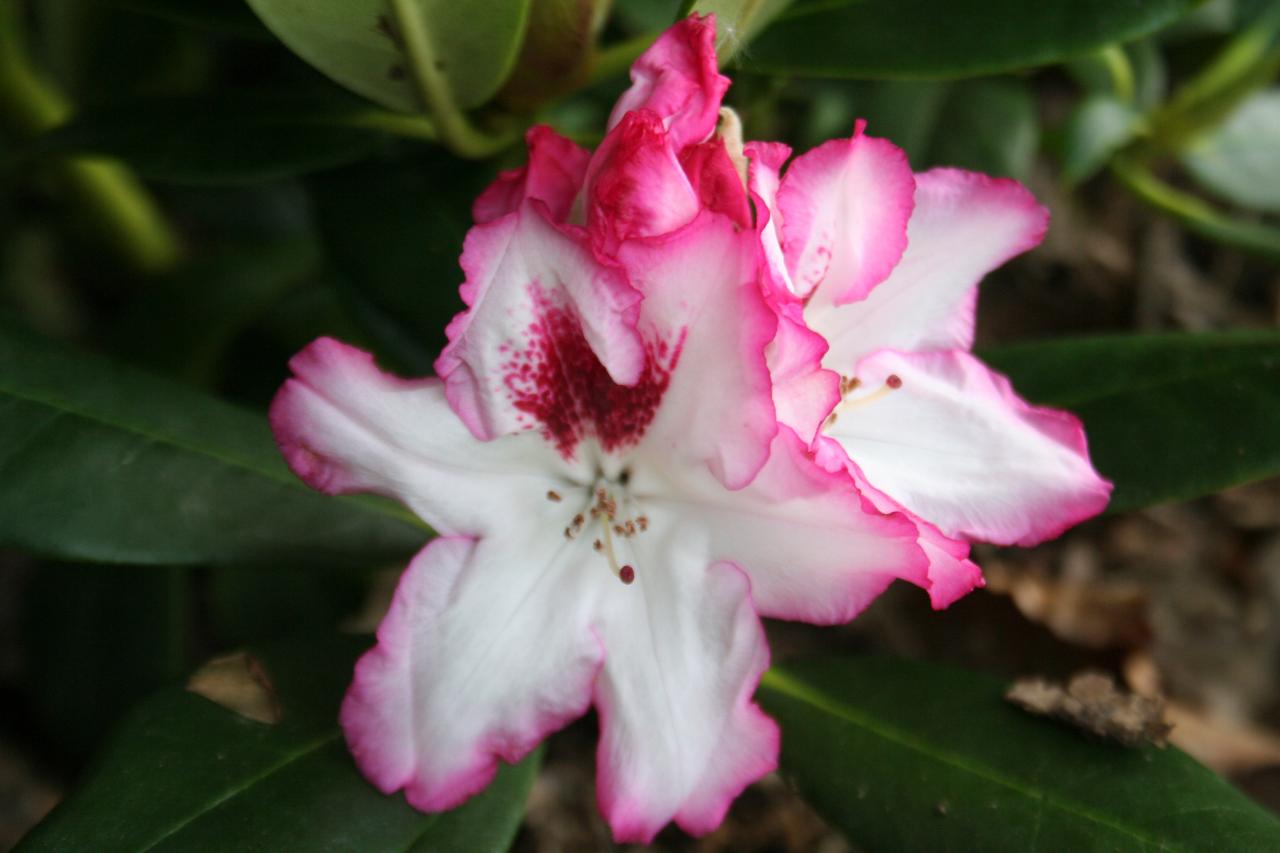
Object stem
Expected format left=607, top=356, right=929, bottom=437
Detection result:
left=1099, top=44, right=1135, bottom=105
left=0, top=0, right=181, bottom=274
left=345, top=108, right=439, bottom=142
left=1147, top=3, right=1280, bottom=150
left=1111, top=156, right=1280, bottom=263
left=387, top=0, right=518, bottom=158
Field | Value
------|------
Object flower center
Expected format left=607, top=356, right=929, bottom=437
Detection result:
left=550, top=473, right=649, bottom=586
left=823, top=372, right=903, bottom=429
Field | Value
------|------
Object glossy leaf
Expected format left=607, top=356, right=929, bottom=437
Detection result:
left=981, top=331, right=1280, bottom=512
left=689, top=0, right=795, bottom=60
left=17, top=636, right=539, bottom=852
left=928, top=78, right=1039, bottom=179
left=742, top=0, right=1197, bottom=80
left=0, top=323, right=426, bottom=566
left=1182, top=89, right=1280, bottom=212
left=96, top=0, right=271, bottom=38
left=760, top=656, right=1280, bottom=852
left=1061, top=93, right=1143, bottom=183
left=18, top=93, right=394, bottom=185
left=245, top=0, right=532, bottom=111
left=308, top=155, right=491, bottom=372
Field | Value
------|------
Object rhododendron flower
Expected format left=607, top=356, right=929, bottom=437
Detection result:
left=746, top=122, right=1113, bottom=597
left=269, top=12, right=1108, bottom=844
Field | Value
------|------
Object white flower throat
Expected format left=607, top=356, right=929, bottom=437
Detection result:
left=549, top=469, right=649, bottom=585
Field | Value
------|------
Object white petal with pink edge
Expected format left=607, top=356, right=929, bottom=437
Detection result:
left=435, top=200, right=645, bottom=441
left=630, top=427, right=928, bottom=626
left=813, top=168, right=1049, bottom=369
left=620, top=212, right=779, bottom=489
left=593, top=552, right=776, bottom=843
left=823, top=349, right=1112, bottom=547
left=270, top=338, right=581, bottom=536
left=341, top=534, right=608, bottom=812
left=775, top=122, right=915, bottom=306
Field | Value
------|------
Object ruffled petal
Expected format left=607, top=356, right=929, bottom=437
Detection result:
left=342, top=534, right=607, bottom=812
left=621, top=212, right=779, bottom=489
left=593, top=556, right=776, bottom=843
left=745, top=140, right=795, bottom=298
left=813, top=436, right=985, bottom=610
left=813, top=168, right=1049, bottom=368
left=767, top=309, right=841, bottom=445
left=824, top=349, right=1112, bottom=547
left=270, top=337, right=578, bottom=535
left=680, top=137, right=751, bottom=228
left=633, top=427, right=927, bottom=626
left=586, top=109, right=700, bottom=253
left=435, top=200, right=645, bottom=441
left=472, top=125, right=591, bottom=225
left=606, top=13, right=728, bottom=149
left=775, top=121, right=915, bottom=306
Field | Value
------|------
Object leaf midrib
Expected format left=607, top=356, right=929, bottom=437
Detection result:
left=134, top=731, right=341, bottom=852
left=760, top=668, right=1192, bottom=851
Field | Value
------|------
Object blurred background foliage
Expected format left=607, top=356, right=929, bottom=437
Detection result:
left=2, top=0, right=1280, bottom=850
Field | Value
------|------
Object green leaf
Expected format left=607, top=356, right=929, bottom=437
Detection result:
left=110, top=238, right=321, bottom=383
left=17, top=93, right=398, bottom=185
left=95, top=0, right=272, bottom=38
left=245, top=0, right=532, bottom=111
left=1182, top=89, right=1280, bottom=213
left=742, top=0, right=1197, bottom=80
left=928, top=78, right=1039, bottom=180
left=1060, top=93, right=1142, bottom=184
left=308, top=155, right=491, bottom=373
left=0, top=323, right=426, bottom=566
left=980, top=331, right=1280, bottom=512
left=689, top=0, right=795, bottom=60
left=760, top=656, right=1280, bottom=852
left=17, top=635, right=539, bottom=852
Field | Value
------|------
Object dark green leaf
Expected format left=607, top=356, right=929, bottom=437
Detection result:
left=1060, top=93, right=1142, bottom=184
left=761, top=656, right=1280, bottom=852
left=110, top=238, right=321, bottom=383
left=980, top=332, right=1280, bottom=512
left=0, top=323, right=426, bottom=566
left=95, top=0, right=271, bottom=38
left=1182, top=89, right=1280, bottom=213
left=742, top=0, right=1197, bottom=80
left=245, top=0, right=532, bottom=111
left=928, top=78, right=1039, bottom=180
left=17, top=635, right=539, bottom=852
left=308, top=155, right=491, bottom=373
left=18, top=93, right=394, bottom=185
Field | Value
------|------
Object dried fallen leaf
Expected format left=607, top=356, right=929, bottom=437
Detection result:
left=186, top=650, right=281, bottom=725
left=984, top=559, right=1149, bottom=650
left=1126, top=652, right=1280, bottom=774
left=1006, top=670, right=1171, bottom=747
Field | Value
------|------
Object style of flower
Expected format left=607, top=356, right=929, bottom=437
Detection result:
left=269, top=13, right=1109, bottom=843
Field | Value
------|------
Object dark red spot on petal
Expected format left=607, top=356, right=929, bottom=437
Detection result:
left=503, top=285, right=676, bottom=458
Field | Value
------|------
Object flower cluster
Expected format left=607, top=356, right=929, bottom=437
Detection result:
left=270, top=14, right=1110, bottom=843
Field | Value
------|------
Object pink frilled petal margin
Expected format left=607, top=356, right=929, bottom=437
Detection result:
left=435, top=199, right=644, bottom=442
left=472, top=125, right=591, bottom=225
left=607, top=13, right=728, bottom=150
left=775, top=120, right=916, bottom=307
left=812, top=167, right=1050, bottom=369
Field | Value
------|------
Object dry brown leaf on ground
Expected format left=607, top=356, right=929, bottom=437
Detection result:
left=186, top=650, right=281, bottom=725
left=1006, top=670, right=1171, bottom=747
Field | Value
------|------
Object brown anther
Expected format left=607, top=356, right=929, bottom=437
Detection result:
left=593, top=539, right=603, bottom=552
left=625, top=520, right=636, bottom=536
left=886, top=374, right=903, bottom=389
left=546, top=490, right=562, bottom=502
left=824, top=412, right=838, bottom=428
left=564, top=527, right=574, bottom=540
left=573, top=513, right=585, bottom=528
left=613, top=524, right=625, bottom=535
left=637, top=516, right=649, bottom=531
